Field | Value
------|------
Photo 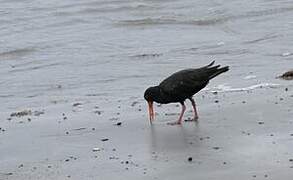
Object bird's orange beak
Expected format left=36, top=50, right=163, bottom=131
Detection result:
left=147, top=100, right=154, bottom=123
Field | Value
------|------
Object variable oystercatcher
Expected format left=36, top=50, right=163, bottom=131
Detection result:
left=144, top=61, right=229, bottom=125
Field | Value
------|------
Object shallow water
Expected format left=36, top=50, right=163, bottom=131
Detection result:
left=1, top=0, right=293, bottom=109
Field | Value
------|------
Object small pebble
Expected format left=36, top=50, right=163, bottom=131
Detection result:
left=116, top=122, right=122, bottom=126
left=66, top=131, right=69, bottom=135
left=92, top=127, right=95, bottom=131
left=188, top=157, right=193, bottom=162
left=258, top=121, right=264, bottom=125
left=101, top=138, right=109, bottom=142
left=264, top=174, right=268, bottom=178
left=212, top=147, right=220, bottom=150
left=92, top=148, right=101, bottom=152
left=214, top=100, right=219, bottom=103
left=289, top=159, right=293, bottom=162
left=65, top=159, right=70, bottom=162
left=285, top=88, right=288, bottom=91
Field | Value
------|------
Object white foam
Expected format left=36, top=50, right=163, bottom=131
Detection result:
left=243, top=75, right=257, bottom=80
left=281, top=52, right=291, bottom=57
left=209, top=83, right=280, bottom=93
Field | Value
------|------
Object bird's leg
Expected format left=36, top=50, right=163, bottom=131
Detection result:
left=189, top=98, right=199, bottom=121
left=167, top=102, right=186, bottom=125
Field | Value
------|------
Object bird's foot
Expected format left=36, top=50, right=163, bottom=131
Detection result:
left=167, top=121, right=182, bottom=125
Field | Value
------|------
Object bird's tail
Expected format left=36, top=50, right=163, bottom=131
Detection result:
left=204, top=61, right=229, bottom=80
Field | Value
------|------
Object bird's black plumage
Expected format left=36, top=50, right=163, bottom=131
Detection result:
left=144, top=61, right=229, bottom=125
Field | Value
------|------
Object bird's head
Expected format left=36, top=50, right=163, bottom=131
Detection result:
left=144, top=86, right=160, bottom=123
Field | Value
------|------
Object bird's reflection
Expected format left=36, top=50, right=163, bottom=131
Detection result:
left=149, top=122, right=200, bottom=154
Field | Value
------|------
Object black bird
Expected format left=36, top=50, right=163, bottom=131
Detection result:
left=144, top=61, right=229, bottom=125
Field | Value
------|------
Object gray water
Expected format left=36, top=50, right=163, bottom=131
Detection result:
left=1, top=0, right=293, bottom=109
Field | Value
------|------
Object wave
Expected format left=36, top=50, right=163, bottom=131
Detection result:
left=0, top=48, right=36, bottom=60
left=117, top=6, right=293, bottom=27
left=117, top=17, right=227, bottom=27
left=208, top=83, right=281, bottom=93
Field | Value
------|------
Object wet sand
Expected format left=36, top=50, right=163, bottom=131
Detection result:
left=1, top=81, right=293, bottom=180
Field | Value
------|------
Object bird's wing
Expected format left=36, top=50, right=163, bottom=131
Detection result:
left=159, top=68, right=209, bottom=96
left=159, top=61, right=228, bottom=97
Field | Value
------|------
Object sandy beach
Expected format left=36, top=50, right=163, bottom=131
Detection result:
left=1, top=0, right=293, bottom=179
left=1, top=79, right=293, bottom=180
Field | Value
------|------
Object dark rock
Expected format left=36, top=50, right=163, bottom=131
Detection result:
left=10, top=110, right=32, bottom=117
left=4, top=172, right=13, bottom=176
left=73, top=103, right=82, bottom=107
left=131, top=101, right=139, bottom=107
left=212, top=147, right=220, bottom=150
left=188, top=157, right=193, bottom=162
left=34, top=110, right=45, bottom=116
left=116, top=122, right=122, bottom=126
left=279, top=70, right=293, bottom=80
left=101, top=138, right=109, bottom=142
